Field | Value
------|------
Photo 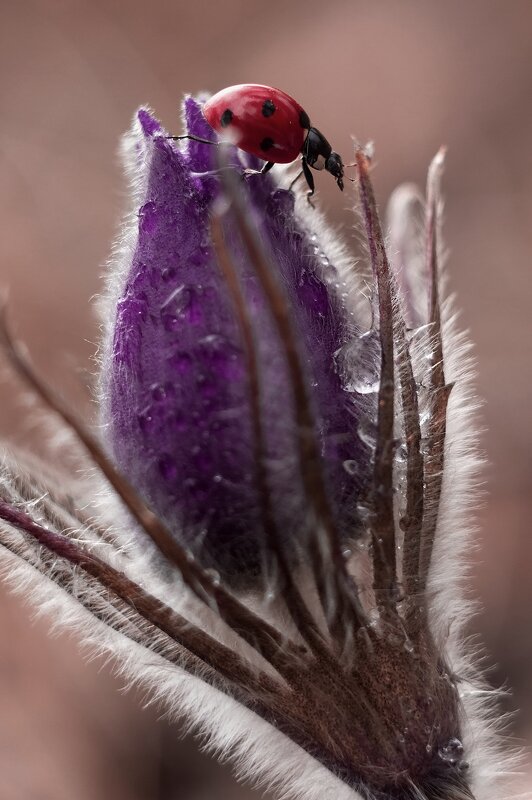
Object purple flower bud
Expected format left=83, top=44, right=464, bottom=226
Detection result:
left=100, top=98, right=373, bottom=577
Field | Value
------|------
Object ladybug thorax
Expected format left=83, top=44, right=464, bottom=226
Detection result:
left=304, top=127, right=333, bottom=170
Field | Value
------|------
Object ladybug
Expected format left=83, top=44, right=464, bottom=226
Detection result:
left=171, top=84, right=344, bottom=198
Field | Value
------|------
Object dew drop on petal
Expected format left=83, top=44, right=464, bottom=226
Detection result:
left=138, top=407, right=155, bottom=433
left=161, top=285, right=205, bottom=330
left=139, top=201, right=159, bottom=234
left=395, top=442, right=408, bottom=463
left=357, top=418, right=377, bottom=448
left=343, top=459, right=358, bottom=476
left=151, top=382, right=175, bottom=402
left=204, top=568, right=221, bottom=586
left=356, top=501, right=372, bottom=524
left=335, top=329, right=381, bottom=395
left=198, top=334, right=245, bottom=382
left=438, top=738, right=464, bottom=765
left=161, top=266, right=177, bottom=282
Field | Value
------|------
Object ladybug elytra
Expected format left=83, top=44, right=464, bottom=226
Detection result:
left=170, top=84, right=345, bottom=198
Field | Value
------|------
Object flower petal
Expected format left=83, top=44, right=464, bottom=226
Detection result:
left=101, top=103, right=372, bottom=577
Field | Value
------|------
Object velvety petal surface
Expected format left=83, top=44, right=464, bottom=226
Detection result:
left=101, top=99, right=372, bottom=576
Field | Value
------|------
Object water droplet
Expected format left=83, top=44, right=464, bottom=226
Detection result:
left=161, top=284, right=205, bottom=330
left=426, top=744, right=433, bottom=754
left=395, top=442, right=408, bottom=463
left=162, top=314, right=180, bottom=332
left=419, top=407, right=432, bottom=427
left=397, top=733, right=406, bottom=744
left=161, top=266, right=177, bottom=282
left=342, top=547, right=353, bottom=559
left=204, top=568, right=221, bottom=586
left=438, top=737, right=464, bottom=766
left=138, top=408, right=155, bottom=433
left=335, top=330, right=381, bottom=395
left=158, top=454, right=177, bottom=481
left=420, top=436, right=432, bottom=455
left=356, top=501, right=372, bottom=524
left=151, top=382, right=175, bottom=402
left=343, top=459, right=358, bottom=476
left=139, top=201, right=159, bottom=234
left=198, top=335, right=244, bottom=382
left=403, top=638, right=414, bottom=654
left=357, top=418, right=377, bottom=448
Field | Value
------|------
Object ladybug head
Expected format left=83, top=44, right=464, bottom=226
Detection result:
left=325, top=152, right=344, bottom=191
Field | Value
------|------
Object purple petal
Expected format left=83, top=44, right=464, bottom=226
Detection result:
left=101, top=102, right=373, bottom=577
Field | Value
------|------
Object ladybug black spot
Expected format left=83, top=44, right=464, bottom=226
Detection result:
left=220, top=108, right=233, bottom=127
left=262, top=99, right=276, bottom=117
left=299, top=109, right=311, bottom=129
left=260, top=137, right=274, bottom=151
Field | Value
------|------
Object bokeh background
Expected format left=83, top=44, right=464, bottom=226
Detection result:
left=1, top=1, right=531, bottom=798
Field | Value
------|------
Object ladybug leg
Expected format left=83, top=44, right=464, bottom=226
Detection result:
left=302, top=158, right=316, bottom=206
left=288, top=170, right=303, bottom=192
left=242, top=161, right=275, bottom=178
left=165, top=134, right=218, bottom=145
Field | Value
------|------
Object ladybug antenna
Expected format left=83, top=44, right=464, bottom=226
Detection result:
left=343, top=163, right=362, bottom=183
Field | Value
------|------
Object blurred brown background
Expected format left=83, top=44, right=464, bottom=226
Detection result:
left=0, top=1, right=531, bottom=797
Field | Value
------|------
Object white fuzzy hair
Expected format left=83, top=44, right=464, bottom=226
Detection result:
left=0, top=117, right=521, bottom=800
left=387, top=176, right=523, bottom=800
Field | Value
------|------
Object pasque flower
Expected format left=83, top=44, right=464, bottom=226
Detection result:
left=0, top=96, right=517, bottom=800
left=99, top=98, right=372, bottom=579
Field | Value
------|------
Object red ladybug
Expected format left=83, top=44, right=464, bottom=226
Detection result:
left=172, top=84, right=344, bottom=198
